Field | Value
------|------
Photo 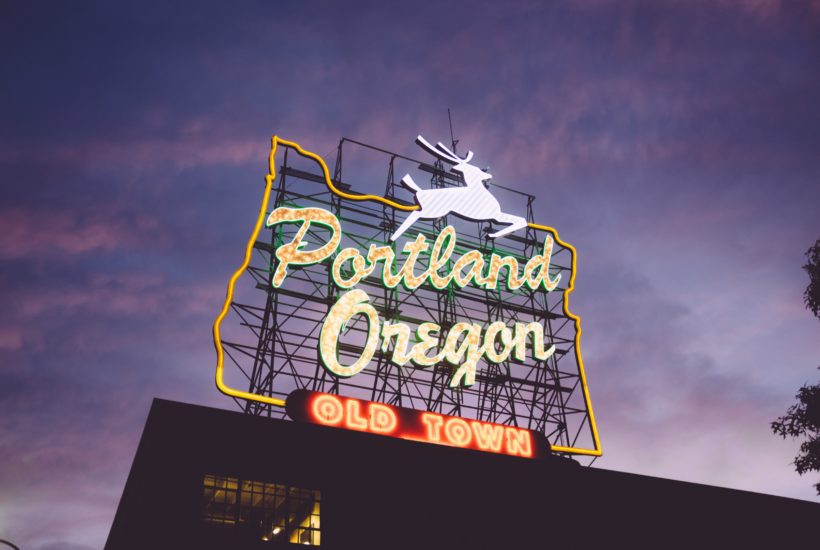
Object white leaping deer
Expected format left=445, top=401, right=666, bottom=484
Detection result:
left=390, top=136, right=528, bottom=241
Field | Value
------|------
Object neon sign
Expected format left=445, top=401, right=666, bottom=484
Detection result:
left=212, top=135, right=602, bottom=457
left=286, top=390, right=549, bottom=459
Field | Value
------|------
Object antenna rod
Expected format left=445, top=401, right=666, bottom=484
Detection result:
left=447, top=108, right=458, bottom=154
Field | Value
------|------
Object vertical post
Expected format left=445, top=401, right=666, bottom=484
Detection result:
left=371, top=155, right=404, bottom=406
left=425, top=159, right=460, bottom=417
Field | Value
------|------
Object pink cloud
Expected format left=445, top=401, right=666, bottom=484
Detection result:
left=2, top=116, right=266, bottom=175
left=0, top=327, right=23, bottom=350
left=58, top=136, right=264, bottom=172
left=717, top=0, right=783, bottom=18
left=15, top=272, right=222, bottom=320
left=0, top=207, right=162, bottom=261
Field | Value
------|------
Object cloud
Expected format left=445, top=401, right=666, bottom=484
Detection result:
left=0, top=205, right=166, bottom=261
left=0, top=327, right=23, bottom=351
left=0, top=134, right=266, bottom=175
left=716, top=0, right=783, bottom=18
left=576, top=247, right=820, bottom=499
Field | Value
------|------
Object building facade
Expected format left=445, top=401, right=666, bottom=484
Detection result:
left=107, top=399, right=819, bottom=549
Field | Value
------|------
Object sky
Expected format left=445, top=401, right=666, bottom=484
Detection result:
left=1, top=0, right=819, bottom=547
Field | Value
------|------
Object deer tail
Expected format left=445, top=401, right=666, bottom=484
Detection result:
left=400, top=174, right=422, bottom=193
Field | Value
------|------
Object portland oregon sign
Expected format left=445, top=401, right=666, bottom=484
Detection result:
left=213, top=134, right=602, bottom=458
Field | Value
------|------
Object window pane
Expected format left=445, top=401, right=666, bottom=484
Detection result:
left=202, top=474, right=321, bottom=545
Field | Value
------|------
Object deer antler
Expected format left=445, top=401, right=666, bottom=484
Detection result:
left=416, top=136, right=460, bottom=164
left=435, top=141, right=474, bottom=164
left=416, top=135, right=475, bottom=165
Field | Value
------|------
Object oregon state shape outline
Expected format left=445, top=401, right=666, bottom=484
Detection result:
left=212, top=136, right=602, bottom=457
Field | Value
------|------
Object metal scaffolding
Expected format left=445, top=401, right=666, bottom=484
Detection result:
left=219, top=138, right=596, bottom=455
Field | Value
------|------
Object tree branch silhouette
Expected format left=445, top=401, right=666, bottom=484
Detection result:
left=771, top=237, right=820, bottom=495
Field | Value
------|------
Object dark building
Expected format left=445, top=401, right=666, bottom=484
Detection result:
left=107, top=399, right=819, bottom=549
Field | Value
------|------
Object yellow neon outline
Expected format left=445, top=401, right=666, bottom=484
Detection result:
left=213, top=136, right=602, bottom=457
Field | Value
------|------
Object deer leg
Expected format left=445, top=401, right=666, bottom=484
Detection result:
left=390, top=210, right=422, bottom=241
left=400, top=174, right=422, bottom=193
left=488, top=213, right=528, bottom=239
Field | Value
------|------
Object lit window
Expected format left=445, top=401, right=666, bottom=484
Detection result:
left=203, top=474, right=321, bottom=545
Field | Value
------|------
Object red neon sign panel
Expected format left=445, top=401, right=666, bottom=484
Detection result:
left=286, top=389, right=549, bottom=459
